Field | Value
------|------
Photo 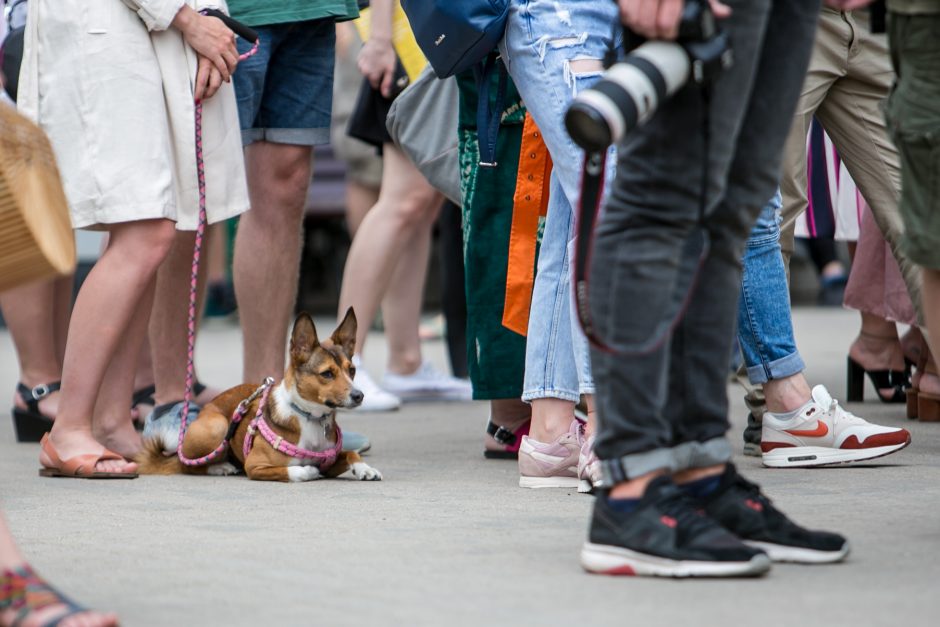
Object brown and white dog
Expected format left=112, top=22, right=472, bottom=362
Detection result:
left=137, top=308, right=382, bottom=482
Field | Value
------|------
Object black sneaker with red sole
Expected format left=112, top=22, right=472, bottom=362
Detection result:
left=581, top=476, right=771, bottom=578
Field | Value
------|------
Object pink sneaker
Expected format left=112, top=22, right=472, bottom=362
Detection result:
left=518, top=419, right=582, bottom=489
left=578, top=433, right=600, bottom=494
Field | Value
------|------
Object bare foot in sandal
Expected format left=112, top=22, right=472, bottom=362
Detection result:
left=0, top=564, right=119, bottom=627
left=93, top=419, right=143, bottom=462
left=41, top=429, right=138, bottom=476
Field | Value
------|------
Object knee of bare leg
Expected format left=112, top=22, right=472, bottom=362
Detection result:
left=396, top=192, right=440, bottom=230
left=138, top=221, right=178, bottom=271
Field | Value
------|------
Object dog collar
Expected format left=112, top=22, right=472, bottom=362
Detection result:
left=290, top=401, right=332, bottom=422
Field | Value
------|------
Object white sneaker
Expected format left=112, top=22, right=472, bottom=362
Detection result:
left=761, top=385, right=911, bottom=468
left=349, top=356, right=401, bottom=412
left=382, top=361, right=473, bottom=402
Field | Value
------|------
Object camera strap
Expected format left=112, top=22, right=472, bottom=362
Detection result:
left=572, top=86, right=713, bottom=357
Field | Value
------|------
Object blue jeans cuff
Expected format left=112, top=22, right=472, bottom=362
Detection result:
left=745, top=352, right=805, bottom=384
left=521, top=388, right=581, bottom=403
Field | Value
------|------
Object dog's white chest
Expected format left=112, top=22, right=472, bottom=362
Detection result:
left=288, top=419, right=333, bottom=467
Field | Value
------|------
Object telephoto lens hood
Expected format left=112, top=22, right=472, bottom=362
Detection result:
left=565, top=42, right=690, bottom=151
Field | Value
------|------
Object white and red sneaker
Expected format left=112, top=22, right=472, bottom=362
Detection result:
left=761, top=385, right=911, bottom=468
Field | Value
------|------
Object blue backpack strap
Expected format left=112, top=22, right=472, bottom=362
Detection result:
left=473, top=54, right=508, bottom=167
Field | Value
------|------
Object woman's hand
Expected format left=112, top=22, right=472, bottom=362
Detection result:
left=619, top=0, right=731, bottom=40
left=194, top=55, right=224, bottom=102
left=172, top=5, right=239, bottom=83
left=357, top=37, right=397, bottom=98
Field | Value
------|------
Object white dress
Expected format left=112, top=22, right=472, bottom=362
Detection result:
left=17, top=0, right=249, bottom=231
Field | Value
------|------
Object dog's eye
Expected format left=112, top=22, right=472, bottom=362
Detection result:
left=349, top=367, right=357, bottom=378
left=320, top=370, right=335, bottom=380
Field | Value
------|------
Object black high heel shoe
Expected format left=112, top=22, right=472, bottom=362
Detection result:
left=11, top=381, right=59, bottom=442
left=846, top=357, right=909, bottom=404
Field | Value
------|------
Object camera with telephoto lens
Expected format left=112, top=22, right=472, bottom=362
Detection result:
left=565, top=0, right=733, bottom=152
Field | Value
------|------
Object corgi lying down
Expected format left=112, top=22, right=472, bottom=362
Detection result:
left=137, top=309, right=382, bottom=483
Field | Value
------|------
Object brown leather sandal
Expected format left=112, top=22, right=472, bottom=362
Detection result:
left=38, top=434, right=138, bottom=479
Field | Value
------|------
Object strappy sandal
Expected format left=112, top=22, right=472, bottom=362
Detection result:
left=0, top=564, right=111, bottom=627
left=132, top=382, right=207, bottom=412
left=846, top=332, right=910, bottom=404
left=11, top=382, right=60, bottom=443
left=38, top=434, right=138, bottom=479
left=131, top=382, right=207, bottom=430
left=483, top=419, right=531, bottom=459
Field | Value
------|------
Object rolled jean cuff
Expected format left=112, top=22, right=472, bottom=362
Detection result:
left=598, top=437, right=733, bottom=486
left=521, top=387, right=581, bottom=404
left=745, top=351, right=805, bottom=385
left=579, top=383, right=596, bottom=396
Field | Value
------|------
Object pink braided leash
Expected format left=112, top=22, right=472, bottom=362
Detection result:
left=177, top=38, right=260, bottom=467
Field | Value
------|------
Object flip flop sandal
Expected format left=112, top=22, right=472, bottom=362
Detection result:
left=38, top=434, right=138, bottom=479
left=11, top=381, right=60, bottom=443
left=1, top=564, right=98, bottom=627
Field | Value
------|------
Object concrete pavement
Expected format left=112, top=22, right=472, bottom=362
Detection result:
left=1, top=308, right=939, bottom=627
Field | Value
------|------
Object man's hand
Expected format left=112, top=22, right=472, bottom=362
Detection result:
left=619, top=0, right=732, bottom=40
left=357, top=37, right=397, bottom=98
left=195, top=55, right=224, bottom=102
left=823, top=0, right=875, bottom=9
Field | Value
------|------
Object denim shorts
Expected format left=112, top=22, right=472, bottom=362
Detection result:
left=233, top=19, right=336, bottom=146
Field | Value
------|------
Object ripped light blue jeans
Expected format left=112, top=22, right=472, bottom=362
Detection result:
left=737, top=191, right=806, bottom=384
left=499, top=0, right=619, bottom=402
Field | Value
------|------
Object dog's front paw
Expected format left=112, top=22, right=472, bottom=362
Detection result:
left=351, top=462, right=382, bottom=481
left=207, top=462, right=240, bottom=476
left=288, top=465, right=322, bottom=482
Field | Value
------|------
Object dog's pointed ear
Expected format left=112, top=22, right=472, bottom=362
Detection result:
left=290, top=312, right=319, bottom=366
left=330, top=307, right=357, bottom=358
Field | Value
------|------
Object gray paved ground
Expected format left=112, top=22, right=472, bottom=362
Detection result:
left=1, top=308, right=939, bottom=627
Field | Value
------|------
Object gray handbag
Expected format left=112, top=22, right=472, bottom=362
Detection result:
left=386, top=65, right=461, bottom=205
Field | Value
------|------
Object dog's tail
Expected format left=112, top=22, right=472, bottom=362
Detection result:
left=135, top=438, right=184, bottom=475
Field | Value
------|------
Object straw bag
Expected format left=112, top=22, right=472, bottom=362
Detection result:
left=0, top=103, right=75, bottom=292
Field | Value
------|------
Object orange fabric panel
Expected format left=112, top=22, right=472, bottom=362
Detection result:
left=503, top=113, right=553, bottom=336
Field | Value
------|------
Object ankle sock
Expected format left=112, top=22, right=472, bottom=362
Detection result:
left=605, top=495, right=641, bottom=514
left=679, top=474, right=721, bottom=500
left=766, top=399, right=812, bottom=421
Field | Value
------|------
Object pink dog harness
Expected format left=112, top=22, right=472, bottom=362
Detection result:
left=243, top=412, right=343, bottom=470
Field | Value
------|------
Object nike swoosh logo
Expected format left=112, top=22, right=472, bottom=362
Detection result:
left=784, top=421, right=829, bottom=437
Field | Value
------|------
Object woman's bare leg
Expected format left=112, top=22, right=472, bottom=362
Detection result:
left=149, top=229, right=214, bottom=405
left=47, top=219, right=175, bottom=473
left=0, top=277, right=70, bottom=418
left=381, top=201, right=439, bottom=375
left=337, top=144, right=442, bottom=356
left=90, top=277, right=156, bottom=459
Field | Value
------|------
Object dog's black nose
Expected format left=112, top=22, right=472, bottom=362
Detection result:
left=351, top=389, right=364, bottom=404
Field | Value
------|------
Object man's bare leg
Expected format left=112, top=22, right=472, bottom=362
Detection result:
left=234, top=141, right=313, bottom=382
